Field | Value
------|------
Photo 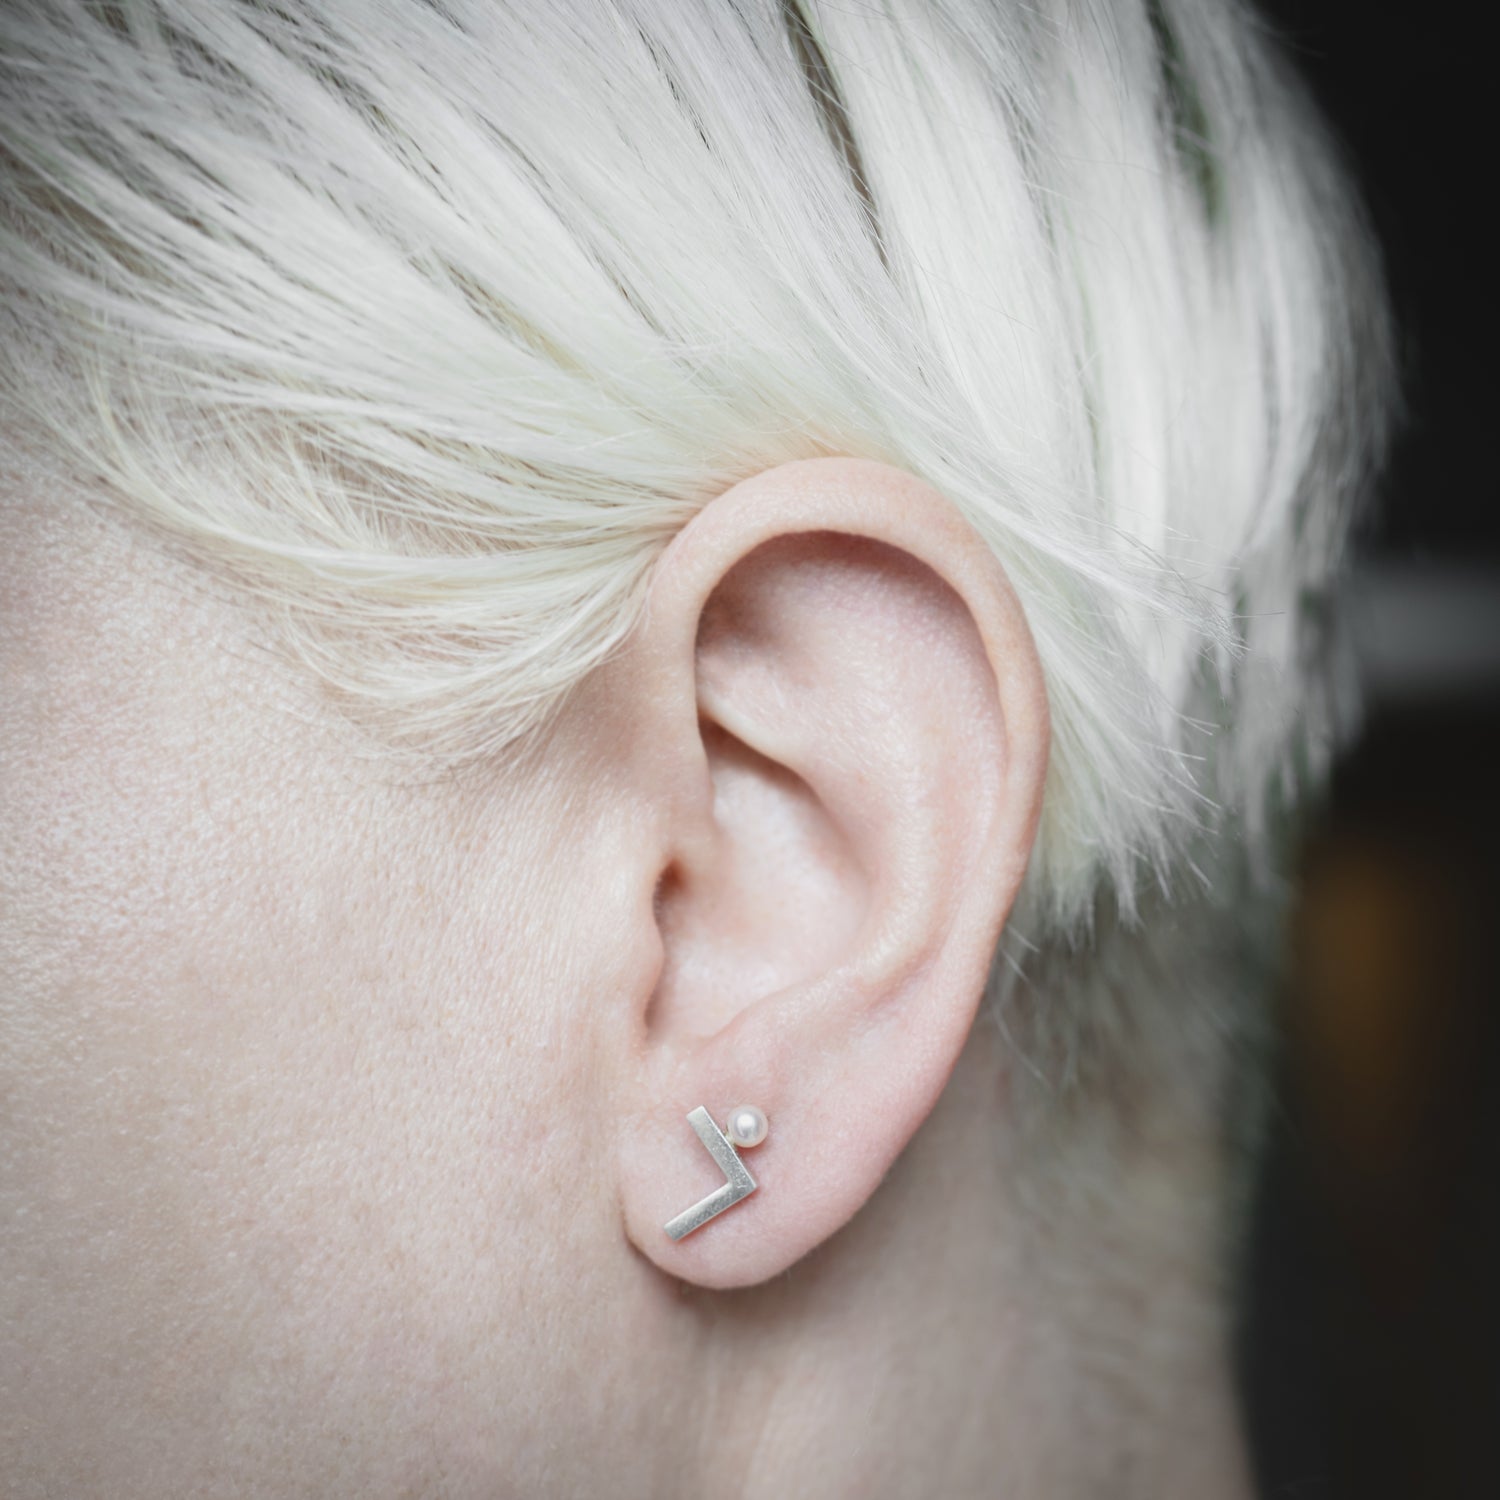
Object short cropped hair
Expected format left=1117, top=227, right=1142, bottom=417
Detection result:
left=0, top=1, right=1394, bottom=1129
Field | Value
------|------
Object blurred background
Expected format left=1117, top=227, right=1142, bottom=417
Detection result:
left=1238, top=4, right=1500, bottom=1496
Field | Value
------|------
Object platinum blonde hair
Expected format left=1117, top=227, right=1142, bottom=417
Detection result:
left=1, top=2, right=1393, bottom=1090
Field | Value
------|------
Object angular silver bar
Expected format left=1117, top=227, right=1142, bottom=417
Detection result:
left=664, top=1106, right=758, bottom=1240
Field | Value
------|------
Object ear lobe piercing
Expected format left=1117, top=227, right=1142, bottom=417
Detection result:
left=664, top=1104, right=769, bottom=1241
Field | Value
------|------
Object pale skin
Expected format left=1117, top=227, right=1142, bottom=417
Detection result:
left=0, top=458, right=1252, bottom=1497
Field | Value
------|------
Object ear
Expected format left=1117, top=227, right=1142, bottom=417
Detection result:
left=605, top=457, right=1048, bottom=1289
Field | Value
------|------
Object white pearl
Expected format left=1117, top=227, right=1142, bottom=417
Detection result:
left=726, top=1104, right=768, bottom=1149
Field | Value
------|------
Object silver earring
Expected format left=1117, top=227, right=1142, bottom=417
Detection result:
left=664, top=1104, right=770, bottom=1241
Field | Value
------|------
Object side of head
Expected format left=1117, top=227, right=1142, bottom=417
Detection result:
left=0, top=3, right=1395, bottom=1495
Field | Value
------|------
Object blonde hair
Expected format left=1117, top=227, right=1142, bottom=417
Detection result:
left=0, top=0, right=1393, bottom=963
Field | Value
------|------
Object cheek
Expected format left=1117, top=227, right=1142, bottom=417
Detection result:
left=0, top=530, right=638, bottom=1482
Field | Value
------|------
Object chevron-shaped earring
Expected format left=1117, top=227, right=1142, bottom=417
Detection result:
left=664, top=1105, right=769, bottom=1240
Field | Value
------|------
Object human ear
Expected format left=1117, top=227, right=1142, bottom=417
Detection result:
left=602, top=457, right=1048, bottom=1289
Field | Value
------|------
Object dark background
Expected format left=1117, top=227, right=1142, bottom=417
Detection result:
left=1238, top=4, right=1500, bottom=1496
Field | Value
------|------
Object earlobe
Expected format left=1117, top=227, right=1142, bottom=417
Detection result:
left=607, top=458, right=1048, bottom=1290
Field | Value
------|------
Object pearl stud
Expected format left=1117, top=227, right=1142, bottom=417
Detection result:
left=726, top=1104, right=769, bottom=1149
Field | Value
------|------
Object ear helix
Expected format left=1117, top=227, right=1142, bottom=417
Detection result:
left=663, top=1105, right=769, bottom=1241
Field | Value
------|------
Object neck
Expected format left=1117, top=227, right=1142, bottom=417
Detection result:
left=650, top=1023, right=1255, bottom=1499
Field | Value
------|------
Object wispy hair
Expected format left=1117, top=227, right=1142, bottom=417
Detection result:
left=0, top=0, right=1394, bottom=962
